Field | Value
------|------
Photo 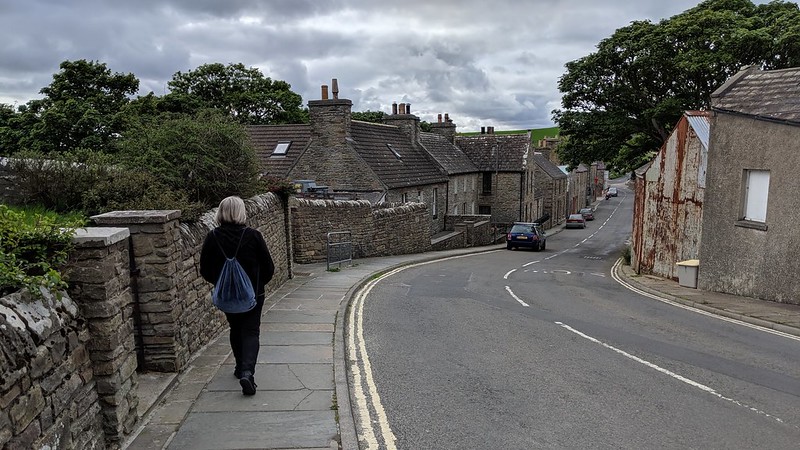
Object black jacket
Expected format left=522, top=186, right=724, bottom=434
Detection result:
left=200, top=224, right=275, bottom=299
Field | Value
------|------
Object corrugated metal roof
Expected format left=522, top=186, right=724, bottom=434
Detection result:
left=685, top=112, right=710, bottom=149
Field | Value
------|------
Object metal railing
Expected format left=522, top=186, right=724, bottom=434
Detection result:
left=326, top=231, right=352, bottom=271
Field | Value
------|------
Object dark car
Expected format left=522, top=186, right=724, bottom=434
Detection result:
left=506, top=222, right=547, bottom=251
left=579, top=207, right=594, bottom=221
left=566, top=213, right=586, bottom=229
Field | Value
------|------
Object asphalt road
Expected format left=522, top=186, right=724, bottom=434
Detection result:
left=349, top=184, right=800, bottom=449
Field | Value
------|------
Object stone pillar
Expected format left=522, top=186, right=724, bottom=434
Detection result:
left=90, top=210, right=185, bottom=372
left=68, top=227, right=138, bottom=446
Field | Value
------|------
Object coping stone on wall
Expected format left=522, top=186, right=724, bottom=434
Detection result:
left=90, top=210, right=181, bottom=225
left=72, top=228, right=130, bottom=248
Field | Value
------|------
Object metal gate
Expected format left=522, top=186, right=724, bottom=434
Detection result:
left=326, top=231, right=352, bottom=271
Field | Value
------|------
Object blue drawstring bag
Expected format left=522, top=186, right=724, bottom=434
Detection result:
left=212, top=229, right=256, bottom=313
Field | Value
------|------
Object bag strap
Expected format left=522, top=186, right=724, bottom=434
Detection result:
left=213, top=228, right=247, bottom=259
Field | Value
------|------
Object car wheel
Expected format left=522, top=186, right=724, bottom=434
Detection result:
left=507, top=244, right=513, bottom=250
left=542, top=241, right=546, bottom=251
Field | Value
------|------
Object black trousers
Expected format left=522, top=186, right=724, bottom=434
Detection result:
left=224, top=296, right=265, bottom=375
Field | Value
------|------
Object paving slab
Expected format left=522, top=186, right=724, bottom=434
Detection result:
left=167, top=411, right=337, bottom=450
left=193, top=389, right=333, bottom=412
left=262, top=310, right=337, bottom=324
left=261, top=331, right=332, bottom=345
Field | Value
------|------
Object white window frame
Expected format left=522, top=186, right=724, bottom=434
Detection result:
left=272, top=141, right=291, bottom=156
left=742, top=169, right=769, bottom=223
left=432, top=188, right=438, bottom=217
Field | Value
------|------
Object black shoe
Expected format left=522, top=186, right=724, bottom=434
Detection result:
left=233, top=369, right=241, bottom=379
left=239, top=372, right=256, bottom=396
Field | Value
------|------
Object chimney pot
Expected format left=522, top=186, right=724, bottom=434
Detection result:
left=399, top=103, right=406, bottom=114
left=406, top=103, right=411, bottom=114
left=444, top=113, right=450, bottom=122
left=321, top=85, right=329, bottom=100
left=392, top=102, right=398, bottom=115
left=331, top=78, right=339, bottom=99
left=481, top=126, right=486, bottom=134
left=438, top=113, right=442, bottom=123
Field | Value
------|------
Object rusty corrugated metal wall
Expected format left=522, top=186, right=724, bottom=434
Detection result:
left=633, top=112, right=708, bottom=279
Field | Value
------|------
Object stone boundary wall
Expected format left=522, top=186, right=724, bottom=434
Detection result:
left=291, top=199, right=432, bottom=263
left=433, top=216, right=495, bottom=252
left=91, top=193, right=291, bottom=373
left=0, top=289, right=104, bottom=449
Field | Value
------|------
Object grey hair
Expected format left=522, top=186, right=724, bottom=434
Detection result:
left=215, top=196, right=247, bottom=225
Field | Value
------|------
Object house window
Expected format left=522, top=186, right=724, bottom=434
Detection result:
left=482, top=172, right=492, bottom=194
left=741, top=169, right=769, bottom=224
left=432, top=188, right=438, bottom=217
left=417, top=190, right=423, bottom=202
left=479, top=205, right=491, bottom=215
left=402, top=193, right=409, bottom=203
left=272, top=142, right=291, bottom=156
left=387, top=143, right=402, bottom=160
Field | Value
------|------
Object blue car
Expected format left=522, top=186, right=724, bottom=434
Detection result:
left=506, top=222, right=547, bottom=251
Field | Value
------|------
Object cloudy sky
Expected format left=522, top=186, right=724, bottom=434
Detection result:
left=0, top=0, right=752, bottom=131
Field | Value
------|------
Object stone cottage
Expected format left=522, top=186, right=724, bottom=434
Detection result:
left=456, top=128, right=542, bottom=229
left=632, top=111, right=710, bottom=279
left=698, top=66, right=800, bottom=305
left=532, top=152, right=568, bottom=229
left=248, top=81, right=449, bottom=235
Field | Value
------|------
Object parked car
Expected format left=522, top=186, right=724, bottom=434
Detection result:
left=506, top=222, right=547, bottom=251
left=579, top=207, right=594, bottom=221
left=566, top=214, right=586, bottom=229
left=607, top=187, right=618, bottom=197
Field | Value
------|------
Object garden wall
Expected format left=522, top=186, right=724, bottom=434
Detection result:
left=290, top=199, right=432, bottom=263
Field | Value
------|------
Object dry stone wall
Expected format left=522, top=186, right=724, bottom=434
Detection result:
left=0, top=289, right=104, bottom=450
left=291, top=199, right=432, bottom=263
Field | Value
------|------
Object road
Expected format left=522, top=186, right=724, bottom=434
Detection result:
left=347, top=184, right=800, bottom=449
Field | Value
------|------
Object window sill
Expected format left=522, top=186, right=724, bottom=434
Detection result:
left=735, top=220, right=768, bottom=231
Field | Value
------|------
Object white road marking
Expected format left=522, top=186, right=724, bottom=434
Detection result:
left=610, top=259, right=800, bottom=342
left=555, top=321, right=789, bottom=426
left=504, top=268, right=516, bottom=279
left=523, top=260, right=541, bottom=267
left=505, top=286, right=530, bottom=307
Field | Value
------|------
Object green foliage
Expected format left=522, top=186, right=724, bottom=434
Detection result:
left=259, top=175, right=296, bottom=200
left=8, top=60, right=139, bottom=155
left=166, top=63, right=307, bottom=125
left=0, top=205, right=83, bottom=297
left=529, top=127, right=560, bottom=143
left=553, top=0, right=800, bottom=171
left=351, top=110, right=387, bottom=123
left=116, top=109, right=262, bottom=209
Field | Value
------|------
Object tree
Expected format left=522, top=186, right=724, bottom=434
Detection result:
left=166, top=63, right=307, bottom=125
left=11, top=60, right=139, bottom=154
left=552, top=0, right=800, bottom=170
left=351, top=110, right=387, bottom=123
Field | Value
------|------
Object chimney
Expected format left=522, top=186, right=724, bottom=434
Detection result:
left=430, top=112, right=457, bottom=143
left=438, top=113, right=442, bottom=123
left=489, top=126, right=494, bottom=134
left=331, top=78, right=339, bottom=99
left=383, top=100, right=420, bottom=144
left=481, top=126, right=486, bottom=134
left=308, top=78, right=353, bottom=149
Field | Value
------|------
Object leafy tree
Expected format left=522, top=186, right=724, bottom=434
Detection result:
left=352, top=110, right=387, bottom=123
left=10, top=60, right=139, bottom=154
left=553, top=0, right=800, bottom=170
left=166, top=63, right=307, bottom=125
left=116, top=109, right=262, bottom=207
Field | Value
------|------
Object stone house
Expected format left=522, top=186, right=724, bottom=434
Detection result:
left=422, top=113, right=481, bottom=216
left=532, top=152, right=568, bottom=229
left=456, top=129, right=542, bottom=229
left=698, top=66, right=800, bottom=305
left=248, top=82, right=449, bottom=235
left=559, top=163, right=590, bottom=215
left=590, top=161, right=607, bottom=199
left=632, top=111, right=710, bottom=279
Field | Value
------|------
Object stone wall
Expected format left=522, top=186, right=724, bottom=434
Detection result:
left=0, top=289, right=104, bottom=450
left=291, top=198, right=432, bottom=263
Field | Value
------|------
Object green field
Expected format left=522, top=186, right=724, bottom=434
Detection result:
left=458, top=126, right=559, bottom=143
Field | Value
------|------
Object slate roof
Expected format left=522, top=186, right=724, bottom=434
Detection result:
left=711, top=66, right=800, bottom=125
left=246, top=125, right=311, bottom=177
left=419, top=132, right=479, bottom=175
left=349, top=121, right=447, bottom=189
left=455, top=134, right=531, bottom=172
left=532, top=153, right=567, bottom=179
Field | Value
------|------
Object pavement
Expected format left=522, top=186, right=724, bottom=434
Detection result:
left=123, top=231, right=800, bottom=450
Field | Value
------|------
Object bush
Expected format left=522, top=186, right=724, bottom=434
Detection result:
left=0, top=205, right=83, bottom=297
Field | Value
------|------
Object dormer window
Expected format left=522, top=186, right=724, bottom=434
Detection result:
left=387, top=143, right=402, bottom=160
left=272, top=141, right=291, bottom=156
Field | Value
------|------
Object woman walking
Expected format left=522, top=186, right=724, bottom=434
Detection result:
left=200, top=196, right=275, bottom=395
